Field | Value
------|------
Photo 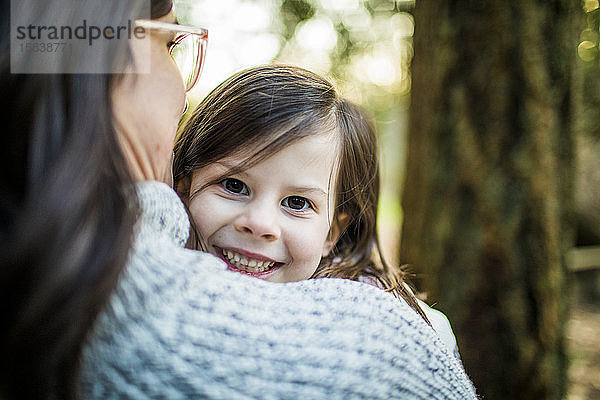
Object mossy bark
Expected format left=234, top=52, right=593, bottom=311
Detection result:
left=400, top=1, right=577, bottom=399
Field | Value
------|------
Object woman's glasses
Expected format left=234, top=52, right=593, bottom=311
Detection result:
left=135, top=19, right=208, bottom=92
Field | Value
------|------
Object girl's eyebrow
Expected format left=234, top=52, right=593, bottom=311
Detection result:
left=286, top=186, right=328, bottom=198
left=214, top=160, right=249, bottom=177
left=215, top=160, right=237, bottom=169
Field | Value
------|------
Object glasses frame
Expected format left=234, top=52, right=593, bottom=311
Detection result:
left=135, top=19, right=208, bottom=92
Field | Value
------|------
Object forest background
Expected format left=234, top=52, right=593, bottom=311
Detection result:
left=175, top=1, right=600, bottom=399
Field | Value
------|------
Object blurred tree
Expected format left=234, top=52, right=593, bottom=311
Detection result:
left=400, top=1, right=578, bottom=399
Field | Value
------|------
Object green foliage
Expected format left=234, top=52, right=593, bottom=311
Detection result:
left=276, top=0, right=415, bottom=113
left=577, top=2, right=600, bottom=139
left=280, top=0, right=316, bottom=40
left=578, top=3, right=599, bottom=63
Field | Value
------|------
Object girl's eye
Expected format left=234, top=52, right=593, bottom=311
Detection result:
left=282, top=196, right=311, bottom=211
left=220, top=178, right=249, bottom=195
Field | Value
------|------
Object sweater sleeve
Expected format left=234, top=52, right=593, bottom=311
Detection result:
left=78, top=181, right=477, bottom=400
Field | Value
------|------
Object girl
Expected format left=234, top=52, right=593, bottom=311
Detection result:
left=174, top=64, right=458, bottom=354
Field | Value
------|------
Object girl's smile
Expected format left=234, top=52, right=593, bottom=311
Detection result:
left=215, top=246, right=283, bottom=278
left=187, top=132, right=340, bottom=283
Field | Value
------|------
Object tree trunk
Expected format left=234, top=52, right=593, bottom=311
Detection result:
left=400, top=1, right=577, bottom=399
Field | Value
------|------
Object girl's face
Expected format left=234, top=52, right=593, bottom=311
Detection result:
left=187, top=132, right=339, bottom=282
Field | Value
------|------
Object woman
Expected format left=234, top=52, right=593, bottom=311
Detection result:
left=0, top=1, right=477, bottom=399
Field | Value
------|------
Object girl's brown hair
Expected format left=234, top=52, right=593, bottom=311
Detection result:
left=174, top=65, right=428, bottom=322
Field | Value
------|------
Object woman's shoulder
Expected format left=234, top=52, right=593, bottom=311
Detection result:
left=81, top=264, right=476, bottom=398
left=81, top=265, right=476, bottom=399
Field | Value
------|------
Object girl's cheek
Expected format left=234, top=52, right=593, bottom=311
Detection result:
left=288, top=221, right=331, bottom=254
left=190, top=194, right=222, bottom=227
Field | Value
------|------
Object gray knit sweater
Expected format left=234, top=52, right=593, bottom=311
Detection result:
left=78, top=181, right=477, bottom=399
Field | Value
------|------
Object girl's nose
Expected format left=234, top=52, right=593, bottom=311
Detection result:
left=234, top=205, right=280, bottom=241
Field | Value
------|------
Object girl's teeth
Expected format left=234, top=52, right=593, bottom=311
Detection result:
left=221, top=248, right=276, bottom=273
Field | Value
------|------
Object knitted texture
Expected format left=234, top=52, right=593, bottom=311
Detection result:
left=79, top=181, right=478, bottom=399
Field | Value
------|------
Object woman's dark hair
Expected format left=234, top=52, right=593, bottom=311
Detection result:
left=174, top=65, right=428, bottom=322
left=0, top=0, right=172, bottom=398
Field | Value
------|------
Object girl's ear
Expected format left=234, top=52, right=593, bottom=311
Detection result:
left=175, top=175, right=192, bottom=206
left=322, top=212, right=351, bottom=257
